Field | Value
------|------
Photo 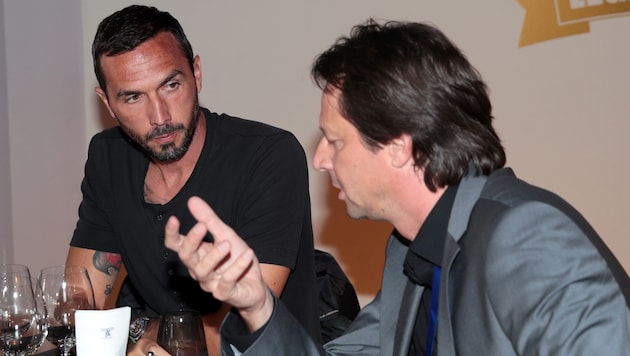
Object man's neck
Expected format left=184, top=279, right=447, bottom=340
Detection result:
left=394, top=185, right=446, bottom=241
left=144, top=113, right=206, bottom=204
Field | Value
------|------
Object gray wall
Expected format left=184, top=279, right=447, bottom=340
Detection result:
left=0, top=0, right=12, bottom=264
left=1, top=0, right=85, bottom=274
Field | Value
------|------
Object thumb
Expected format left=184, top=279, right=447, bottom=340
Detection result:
left=164, top=215, right=182, bottom=251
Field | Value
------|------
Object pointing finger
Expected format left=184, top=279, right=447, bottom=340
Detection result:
left=187, top=196, right=237, bottom=241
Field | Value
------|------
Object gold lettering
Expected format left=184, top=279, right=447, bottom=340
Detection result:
left=571, top=0, right=586, bottom=9
left=572, top=0, right=626, bottom=7
left=519, top=0, right=630, bottom=46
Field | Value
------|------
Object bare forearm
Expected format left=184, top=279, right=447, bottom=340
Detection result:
left=66, top=246, right=120, bottom=309
left=92, top=251, right=122, bottom=303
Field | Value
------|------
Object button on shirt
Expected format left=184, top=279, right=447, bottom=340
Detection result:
left=403, top=184, right=457, bottom=356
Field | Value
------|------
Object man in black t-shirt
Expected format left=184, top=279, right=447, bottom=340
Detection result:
left=66, top=5, right=319, bottom=355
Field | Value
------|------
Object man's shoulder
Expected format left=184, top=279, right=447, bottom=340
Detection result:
left=87, top=126, right=144, bottom=163
left=204, top=109, right=292, bottom=139
left=473, top=167, right=579, bottom=223
left=89, top=126, right=130, bottom=148
left=203, top=110, right=305, bottom=158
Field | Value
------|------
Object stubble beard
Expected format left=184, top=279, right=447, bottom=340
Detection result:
left=344, top=198, right=369, bottom=220
left=120, top=99, right=201, bottom=163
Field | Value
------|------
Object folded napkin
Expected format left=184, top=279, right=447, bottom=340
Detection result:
left=75, top=306, right=131, bottom=356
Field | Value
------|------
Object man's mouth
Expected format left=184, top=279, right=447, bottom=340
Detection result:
left=152, top=131, right=177, bottom=144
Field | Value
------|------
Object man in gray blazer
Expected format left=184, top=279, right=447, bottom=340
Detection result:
left=164, top=19, right=630, bottom=355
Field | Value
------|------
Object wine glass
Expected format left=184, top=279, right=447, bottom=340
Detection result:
left=0, top=264, right=47, bottom=355
left=157, top=310, right=208, bottom=356
left=38, top=265, right=95, bottom=356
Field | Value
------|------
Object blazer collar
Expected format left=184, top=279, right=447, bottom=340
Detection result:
left=446, top=165, right=515, bottom=242
left=447, top=164, right=489, bottom=243
left=436, top=165, right=515, bottom=354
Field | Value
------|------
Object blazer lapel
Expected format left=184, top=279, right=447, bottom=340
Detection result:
left=436, top=165, right=491, bottom=355
left=393, top=281, right=425, bottom=355
left=379, top=233, right=414, bottom=355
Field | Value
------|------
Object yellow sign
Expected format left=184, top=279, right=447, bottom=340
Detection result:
left=518, top=0, right=630, bottom=46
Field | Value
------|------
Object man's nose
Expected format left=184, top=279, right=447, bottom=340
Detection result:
left=313, top=137, right=332, bottom=171
left=149, top=97, right=171, bottom=126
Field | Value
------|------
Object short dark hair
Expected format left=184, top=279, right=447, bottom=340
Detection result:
left=92, top=5, right=194, bottom=94
left=312, top=19, right=506, bottom=191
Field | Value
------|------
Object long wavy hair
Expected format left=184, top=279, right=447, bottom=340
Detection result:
left=312, top=20, right=506, bottom=191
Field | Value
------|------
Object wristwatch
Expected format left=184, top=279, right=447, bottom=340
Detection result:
left=129, top=316, right=150, bottom=343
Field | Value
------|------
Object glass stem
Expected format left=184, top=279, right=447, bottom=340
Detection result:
left=60, top=339, right=72, bottom=356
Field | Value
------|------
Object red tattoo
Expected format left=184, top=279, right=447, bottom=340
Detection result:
left=93, top=252, right=122, bottom=276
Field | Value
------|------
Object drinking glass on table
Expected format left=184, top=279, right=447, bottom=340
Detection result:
left=0, top=264, right=47, bottom=355
left=38, top=265, right=95, bottom=356
left=157, top=310, right=208, bottom=356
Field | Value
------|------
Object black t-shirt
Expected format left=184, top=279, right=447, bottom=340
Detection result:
left=70, top=108, right=320, bottom=340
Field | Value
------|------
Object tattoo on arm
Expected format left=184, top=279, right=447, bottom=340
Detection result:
left=105, top=284, right=113, bottom=296
left=93, top=251, right=122, bottom=276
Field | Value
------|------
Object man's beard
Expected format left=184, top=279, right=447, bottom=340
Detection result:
left=120, top=102, right=200, bottom=162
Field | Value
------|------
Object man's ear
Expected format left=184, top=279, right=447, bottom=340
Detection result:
left=193, top=55, right=202, bottom=94
left=95, top=87, right=115, bottom=118
left=388, top=134, right=413, bottom=168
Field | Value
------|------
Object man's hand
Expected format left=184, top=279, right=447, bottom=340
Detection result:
left=127, top=339, right=167, bottom=356
left=126, top=319, right=167, bottom=355
left=164, top=196, right=274, bottom=332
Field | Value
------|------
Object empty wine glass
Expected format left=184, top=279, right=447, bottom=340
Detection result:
left=0, top=264, right=47, bottom=355
left=38, top=265, right=95, bottom=356
left=157, top=310, right=208, bottom=356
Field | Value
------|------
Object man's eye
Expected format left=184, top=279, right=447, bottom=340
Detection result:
left=125, top=94, right=140, bottom=103
left=165, top=82, right=180, bottom=90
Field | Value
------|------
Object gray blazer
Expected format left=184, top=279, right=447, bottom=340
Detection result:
left=221, top=167, right=630, bottom=355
